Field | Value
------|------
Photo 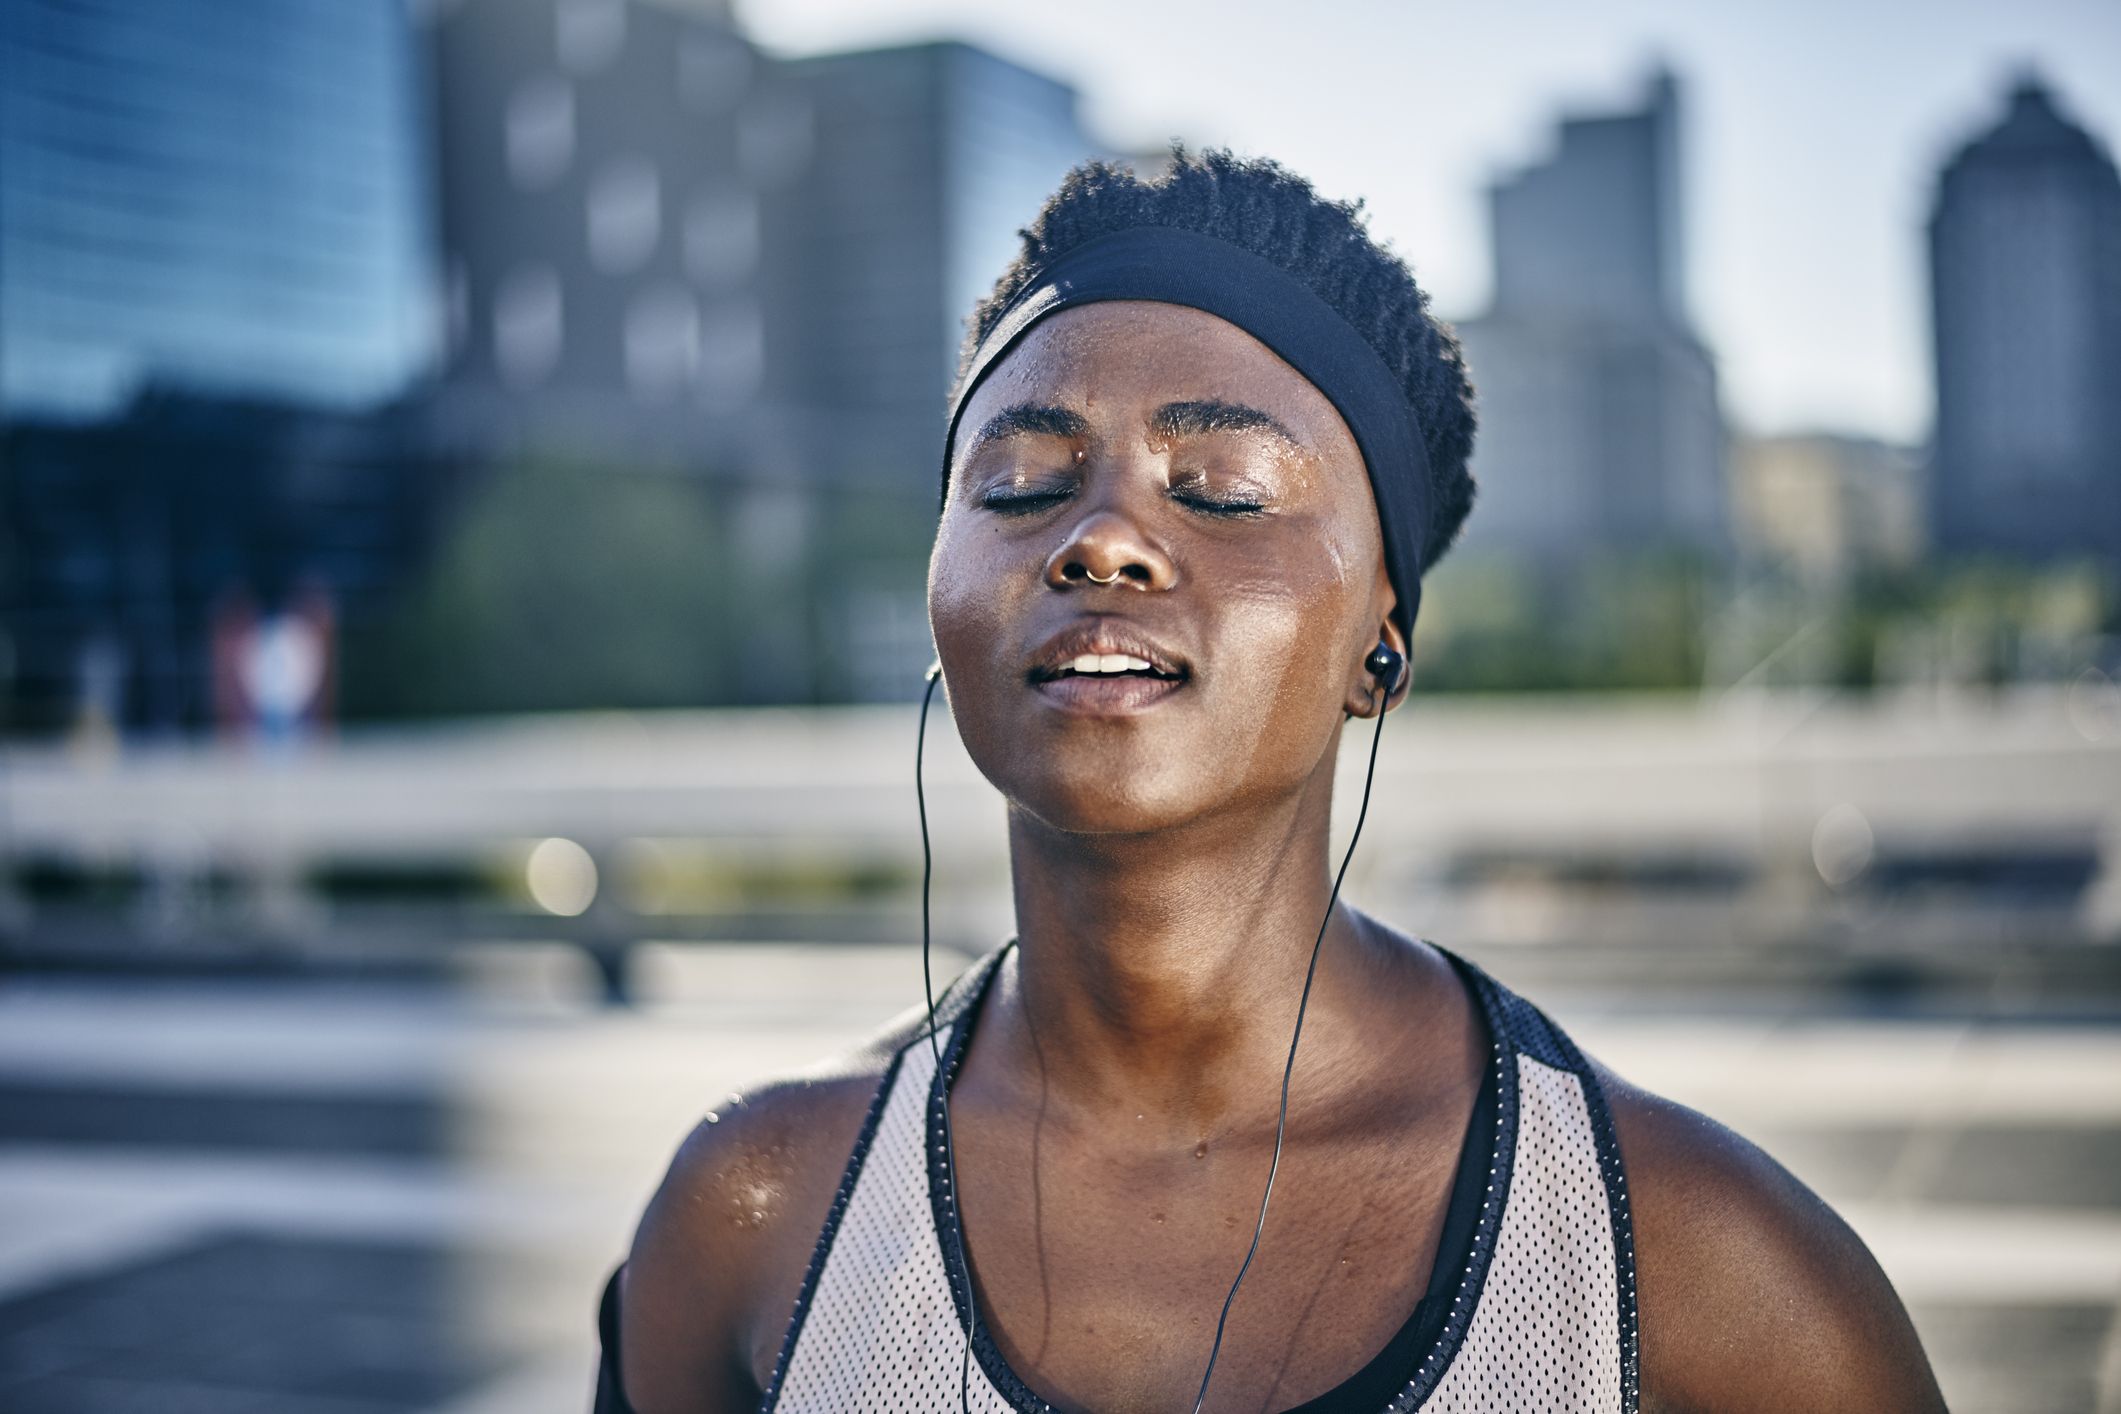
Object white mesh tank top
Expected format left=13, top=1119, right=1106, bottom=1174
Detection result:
left=760, top=942, right=1641, bottom=1413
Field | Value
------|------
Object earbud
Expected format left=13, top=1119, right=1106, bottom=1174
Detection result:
left=925, top=659, right=943, bottom=684
left=1365, top=642, right=1405, bottom=695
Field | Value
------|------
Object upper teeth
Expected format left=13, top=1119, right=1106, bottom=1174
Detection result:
left=1065, top=653, right=1156, bottom=676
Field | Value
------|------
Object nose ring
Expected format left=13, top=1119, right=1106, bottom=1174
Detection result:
left=1082, top=568, right=1122, bottom=584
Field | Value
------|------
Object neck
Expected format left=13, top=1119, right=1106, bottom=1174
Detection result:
left=997, top=756, right=1385, bottom=1134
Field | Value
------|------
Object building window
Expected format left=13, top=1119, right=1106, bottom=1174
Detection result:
left=699, top=298, right=765, bottom=406
left=679, top=34, right=753, bottom=114
left=587, top=157, right=662, bottom=274
left=494, top=265, right=564, bottom=386
left=506, top=77, right=576, bottom=190
left=683, top=191, right=760, bottom=287
left=445, top=259, right=470, bottom=356
left=737, top=93, right=815, bottom=186
left=555, top=0, right=625, bottom=74
left=625, top=286, right=702, bottom=400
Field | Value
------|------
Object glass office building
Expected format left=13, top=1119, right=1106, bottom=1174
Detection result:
left=1928, top=74, right=2121, bottom=562
left=0, top=0, right=438, bottom=421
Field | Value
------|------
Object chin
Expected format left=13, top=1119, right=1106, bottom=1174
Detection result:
left=1003, top=770, right=1207, bottom=839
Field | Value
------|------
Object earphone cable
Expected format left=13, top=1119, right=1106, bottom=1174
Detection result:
left=917, top=662, right=979, bottom=1414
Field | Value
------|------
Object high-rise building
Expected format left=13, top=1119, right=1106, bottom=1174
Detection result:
left=1489, top=70, right=1685, bottom=328
left=1927, top=72, right=2121, bottom=563
left=1452, top=67, right=1728, bottom=564
left=0, top=0, right=440, bottom=732
left=0, top=0, right=438, bottom=421
left=414, top=17, right=1105, bottom=703
left=420, top=0, right=789, bottom=462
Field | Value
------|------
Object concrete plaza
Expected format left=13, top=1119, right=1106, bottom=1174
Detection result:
left=0, top=942, right=2116, bottom=1414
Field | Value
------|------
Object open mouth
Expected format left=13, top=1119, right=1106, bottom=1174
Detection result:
left=1030, top=655, right=1189, bottom=713
left=1034, top=653, right=1185, bottom=684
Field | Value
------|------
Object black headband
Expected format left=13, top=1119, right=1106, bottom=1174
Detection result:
left=941, top=224, right=1433, bottom=647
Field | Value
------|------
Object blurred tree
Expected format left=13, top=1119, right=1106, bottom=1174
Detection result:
left=1412, top=544, right=2118, bottom=697
left=340, top=457, right=733, bottom=717
left=1414, top=547, right=1714, bottom=693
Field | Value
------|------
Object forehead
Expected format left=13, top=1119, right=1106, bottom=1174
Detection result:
left=958, top=300, right=1357, bottom=452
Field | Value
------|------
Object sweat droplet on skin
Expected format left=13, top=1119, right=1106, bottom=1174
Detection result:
left=1193, top=1141, right=1208, bottom=1159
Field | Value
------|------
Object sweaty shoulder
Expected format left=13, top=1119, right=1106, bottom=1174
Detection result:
left=1588, top=1059, right=1946, bottom=1414
left=614, top=991, right=944, bottom=1414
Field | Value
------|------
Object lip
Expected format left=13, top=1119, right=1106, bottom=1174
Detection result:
left=1025, top=616, right=1192, bottom=717
left=1026, top=618, right=1190, bottom=683
left=1032, top=671, right=1189, bottom=715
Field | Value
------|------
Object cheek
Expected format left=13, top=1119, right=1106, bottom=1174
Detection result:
left=926, top=514, right=1018, bottom=676
left=1211, top=525, right=1362, bottom=683
left=928, top=506, right=984, bottom=586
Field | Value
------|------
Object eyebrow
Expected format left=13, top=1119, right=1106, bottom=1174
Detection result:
left=958, top=398, right=1305, bottom=464
left=961, top=403, right=1089, bottom=460
left=1149, top=399, right=1304, bottom=454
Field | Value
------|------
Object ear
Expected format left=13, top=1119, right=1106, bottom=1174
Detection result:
left=1345, top=586, right=1412, bottom=719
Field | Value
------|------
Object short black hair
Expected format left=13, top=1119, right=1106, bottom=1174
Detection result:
left=954, top=144, right=1479, bottom=579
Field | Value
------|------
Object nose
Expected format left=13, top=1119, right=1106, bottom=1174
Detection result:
left=1043, top=502, right=1177, bottom=595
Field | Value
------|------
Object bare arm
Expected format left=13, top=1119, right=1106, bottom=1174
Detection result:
left=608, top=991, right=949, bottom=1414
left=1598, top=1065, right=1947, bottom=1414
left=613, top=1069, right=887, bottom=1414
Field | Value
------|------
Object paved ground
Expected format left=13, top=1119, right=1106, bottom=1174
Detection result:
left=1, top=941, right=2117, bottom=1413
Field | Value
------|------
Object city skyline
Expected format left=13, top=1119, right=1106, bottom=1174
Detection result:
left=736, top=0, right=2121, bottom=448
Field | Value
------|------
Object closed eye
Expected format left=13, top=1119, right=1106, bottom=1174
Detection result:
left=978, top=486, right=1267, bottom=518
left=979, top=488, right=1070, bottom=515
left=1175, top=491, right=1267, bottom=518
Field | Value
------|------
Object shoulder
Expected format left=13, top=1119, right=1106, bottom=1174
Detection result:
left=1584, top=1057, right=1946, bottom=1414
left=613, top=988, right=947, bottom=1414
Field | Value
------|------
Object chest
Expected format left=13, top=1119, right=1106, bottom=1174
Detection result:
left=761, top=965, right=1637, bottom=1414
left=948, top=1108, right=1465, bottom=1412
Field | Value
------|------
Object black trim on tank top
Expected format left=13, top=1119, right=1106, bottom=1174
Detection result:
left=1545, top=1008, right=1643, bottom=1414
left=925, top=940, right=1518, bottom=1414
left=1275, top=1007, right=1498, bottom=1413
left=756, top=1041, right=915, bottom=1412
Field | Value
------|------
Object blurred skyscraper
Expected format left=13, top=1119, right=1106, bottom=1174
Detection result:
left=1453, top=67, right=1729, bottom=565
left=0, top=0, right=438, bottom=420
left=417, top=7, right=1097, bottom=497
left=415, top=13, right=1101, bottom=703
left=421, top=0, right=791, bottom=466
left=1927, top=72, right=2121, bottom=564
left=0, top=0, right=440, bottom=733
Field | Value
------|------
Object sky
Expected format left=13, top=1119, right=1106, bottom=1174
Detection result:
left=732, top=0, right=2121, bottom=447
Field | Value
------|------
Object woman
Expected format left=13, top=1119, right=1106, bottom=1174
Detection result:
left=593, top=150, right=1945, bottom=1413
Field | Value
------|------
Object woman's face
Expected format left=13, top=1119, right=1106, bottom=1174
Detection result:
left=928, top=299, right=1402, bottom=835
